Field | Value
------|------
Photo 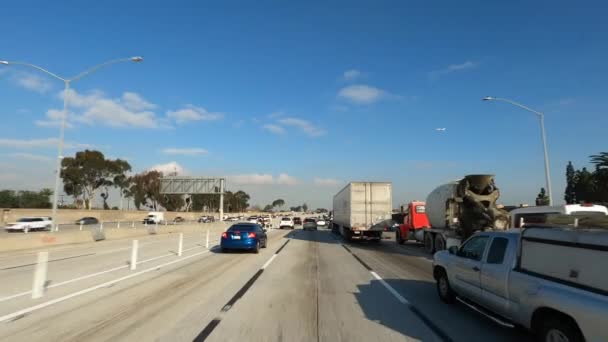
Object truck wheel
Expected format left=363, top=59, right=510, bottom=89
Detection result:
left=396, top=231, right=405, bottom=244
left=424, top=233, right=435, bottom=254
left=344, top=229, right=352, bottom=242
left=434, top=235, right=446, bottom=252
left=539, top=315, right=583, bottom=342
left=436, top=269, right=455, bottom=304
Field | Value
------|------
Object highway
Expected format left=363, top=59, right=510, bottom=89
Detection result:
left=0, top=226, right=533, bottom=342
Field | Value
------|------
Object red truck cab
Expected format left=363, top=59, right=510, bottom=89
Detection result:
left=396, top=201, right=430, bottom=244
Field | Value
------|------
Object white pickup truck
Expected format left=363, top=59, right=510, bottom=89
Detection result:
left=5, top=217, right=53, bottom=232
left=433, top=217, right=608, bottom=342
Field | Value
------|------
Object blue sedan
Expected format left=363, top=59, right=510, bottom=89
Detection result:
left=220, top=223, right=268, bottom=253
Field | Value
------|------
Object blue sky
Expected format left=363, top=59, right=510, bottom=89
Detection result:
left=1, top=1, right=607, bottom=209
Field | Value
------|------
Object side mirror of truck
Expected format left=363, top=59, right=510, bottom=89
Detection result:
left=448, top=246, right=459, bottom=255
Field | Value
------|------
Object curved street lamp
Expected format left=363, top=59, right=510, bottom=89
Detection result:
left=483, top=96, right=553, bottom=205
left=1, top=57, right=143, bottom=230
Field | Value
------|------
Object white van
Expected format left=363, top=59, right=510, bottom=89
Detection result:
left=143, top=212, right=165, bottom=224
left=510, top=204, right=608, bottom=228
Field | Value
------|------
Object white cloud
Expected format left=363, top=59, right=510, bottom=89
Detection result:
left=161, top=148, right=208, bottom=156
left=48, top=89, right=161, bottom=128
left=166, top=105, right=223, bottom=124
left=338, top=84, right=386, bottom=104
left=148, top=161, right=186, bottom=175
left=122, top=92, right=157, bottom=111
left=447, top=61, right=476, bottom=71
left=263, top=123, right=286, bottom=135
left=64, top=141, right=94, bottom=150
left=229, top=173, right=274, bottom=185
left=429, top=61, right=477, bottom=79
left=343, top=69, right=362, bottom=81
left=0, top=138, right=91, bottom=150
left=313, top=178, right=341, bottom=186
left=277, top=173, right=299, bottom=185
left=0, top=138, right=57, bottom=148
left=34, top=109, right=75, bottom=128
left=8, top=153, right=52, bottom=162
left=15, top=73, right=52, bottom=93
left=277, top=117, right=326, bottom=137
left=267, top=111, right=284, bottom=119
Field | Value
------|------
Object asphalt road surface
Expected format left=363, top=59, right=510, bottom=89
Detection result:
left=0, top=227, right=533, bottom=342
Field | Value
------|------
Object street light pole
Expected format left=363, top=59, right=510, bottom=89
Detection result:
left=1, top=57, right=143, bottom=231
left=483, top=96, right=553, bottom=206
left=51, top=80, right=70, bottom=231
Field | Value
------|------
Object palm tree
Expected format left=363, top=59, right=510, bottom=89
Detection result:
left=590, top=152, right=608, bottom=203
left=591, top=152, right=608, bottom=169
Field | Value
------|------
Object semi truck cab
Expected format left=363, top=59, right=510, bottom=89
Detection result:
left=396, top=201, right=430, bottom=244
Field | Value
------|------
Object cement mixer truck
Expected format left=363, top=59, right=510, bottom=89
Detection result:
left=397, top=175, right=510, bottom=253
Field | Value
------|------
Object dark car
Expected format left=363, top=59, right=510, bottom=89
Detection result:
left=173, top=216, right=185, bottom=223
left=76, top=217, right=99, bottom=225
left=198, top=215, right=215, bottom=223
left=220, top=223, right=268, bottom=253
left=303, top=218, right=317, bottom=231
left=293, top=217, right=302, bottom=225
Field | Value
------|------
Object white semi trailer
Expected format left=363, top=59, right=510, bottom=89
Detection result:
left=332, top=182, right=392, bottom=242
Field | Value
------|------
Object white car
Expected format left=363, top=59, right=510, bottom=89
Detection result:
left=248, top=216, right=259, bottom=224
left=316, top=219, right=327, bottom=227
left=279, top=217, right=294, bottom=229
left=5, top=217, right=52, bottom=232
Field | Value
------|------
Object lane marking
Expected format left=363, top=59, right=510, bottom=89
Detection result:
left=193, top=318, right=221, bottom=342
left=193, top=237, right=291, bottom=341
left=261, top=254, right=277, bottom=269
left=0, top=249, right=213, bottom=323
left=370, top=271, right=410, bottom=305
left=0, top=241, right=220, bottom=303
left=221, top=269, right=263, bottom=312
left=274, top=239, right=290, bottom=254
left=340, top=243, right=453, bottom=342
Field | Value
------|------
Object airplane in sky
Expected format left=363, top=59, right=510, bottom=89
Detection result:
left=435, top=128, right=446, bottom=131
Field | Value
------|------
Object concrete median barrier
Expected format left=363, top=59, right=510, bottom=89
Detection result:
left=0, top=222, right=232, bottom=253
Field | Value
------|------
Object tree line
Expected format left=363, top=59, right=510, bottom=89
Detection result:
left=58, top=149, right=251, bottom=212
left=260, top=199, right=312, bottom=213
left=11, top=149, right=606, bottom=210
left=0, top=189, right=53, bottom=208
left=258, top=200, right=327, bottom=213
left=564, top=152, right=608, bottom=205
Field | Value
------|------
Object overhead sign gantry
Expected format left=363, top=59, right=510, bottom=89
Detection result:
left=159, top=177, right=226, bottom=221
